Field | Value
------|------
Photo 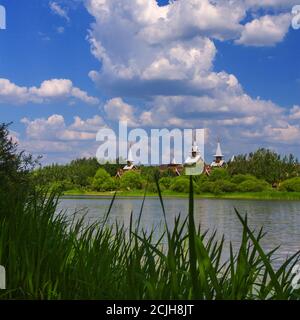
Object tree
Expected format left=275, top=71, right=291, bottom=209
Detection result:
left=33, top=158, right=101, bottom=191
left=68, top=158, right=99, bottom=187
left=120, top=171, right=144, bottom=190
left=0, top=123, right=39, bottom=220
left=92, top=168, right=116, bottom=191
left=102, top=161, right=123, bottom=177
left=227, top=148, right=300, bottom=184
left=0, top=123, right=37, bottom=191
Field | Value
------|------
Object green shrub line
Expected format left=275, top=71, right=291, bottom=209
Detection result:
left=35, top=164, right=300, bottom=198
left=1, top=179, right=300, bottom=300
left=32, top=147, right=300, bottom=197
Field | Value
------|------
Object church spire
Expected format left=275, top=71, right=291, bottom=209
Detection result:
left=214, top=140, right=223, bottom=158
left=211, top=139, right=225, bottom=168
left=191, top=129, right=200, bottom=155
left=127, top=142, right=134, bottom=163
left=123, top=142, right=136, bottom=171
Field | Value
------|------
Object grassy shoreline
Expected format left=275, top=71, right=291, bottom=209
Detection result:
left=2, top=186, right=300, bottom=299
left=62, top=189, right=300, bottom=201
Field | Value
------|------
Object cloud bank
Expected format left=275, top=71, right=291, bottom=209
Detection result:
left=15, top=0, right=299, bottom=161
left=82, top=0, right=299, bottom=158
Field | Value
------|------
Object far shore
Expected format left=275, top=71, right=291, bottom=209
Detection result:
left=62, top=190, right=300, bottom=201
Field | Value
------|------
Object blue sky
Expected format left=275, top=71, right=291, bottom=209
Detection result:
left=0, top=0, right=300, bottom=164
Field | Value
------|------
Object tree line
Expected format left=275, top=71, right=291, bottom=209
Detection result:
left=32, top=148, right=300, bottom=194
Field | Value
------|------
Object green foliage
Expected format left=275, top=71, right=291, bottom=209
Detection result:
left=159, top=177, right=173, bottom=189
left=159, top=168, right=178, bottom=178
left=34, top=158, right=100, bottom=191
left=199, top=180, right=238, bottom=194
left=49, top=180, right=75, bottom=193
left=231, top=174, right=257, bottom=184
left=170, top=176, right=200, bottom=193
left=2, top=122, right=300, bottom=299
left=92, top=168, right=116, bottom=191
left=120, top=171, right=144, bottom=190
left=170, top=176, right=190, bottom=193
left=198, top=174, right=209, bottom=183
left=27, top=144, right=300, bottom=196
left=140, top=166, right=161, bottom=182
left=102, top=162, right=123, bottom=177
left=199, top=181, right=215, bottom=193
left=209, top=168, right=230, bottom=181
left=0, top=182, right=299, bottom=299
left=218, top=180, right=238, bottom=193
left=147, top=182, right=165, bottom=193
left=0, top=123, right=37, bottom=192
left=68, top=158, right=99, bottom=187
left=238, top=179, right=270, bottom=192
left=228, top=148, right=300, bottom=183
left=198, top=170, right=268, bottom=195
left=279, top=177, right=300, bottom=192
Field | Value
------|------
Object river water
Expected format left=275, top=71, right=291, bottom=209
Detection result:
left=58, top=196, right=300, bottom=265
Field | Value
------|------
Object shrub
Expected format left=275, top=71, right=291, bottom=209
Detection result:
left=211, top=184, right=222, bottom=195
left=199, top=181, right=215, bottom=193
left=159, top=177, right=173, bottom=189
left=231, top=174, right=257, bottom=184
left=198, top=174, right=209, bottom=183
left=92, top=168, right=116, bottom=191
left=170, top=177, right=190, bottom=193
left=279, top=177, right=300, bottom=192
left=238, top=179, right=269, bottom=192
left=199, top=180, right=237, bottom=193
left=120, top=171, right=144, bottom=190
left=209, top=169, right=230, bottom=182
left=170, top=176, right=199, bottom=193
left=218, top=180, right=238, bottom=193
left=49, top=180, right=74, bottom=192
left=147, top=182, right=165, bottom=193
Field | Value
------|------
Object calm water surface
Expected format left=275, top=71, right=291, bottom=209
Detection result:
left=58, top=196, right=300, bottom=264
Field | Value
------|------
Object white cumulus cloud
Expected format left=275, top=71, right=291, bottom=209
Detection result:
left=21, top=114, right=105, bottom=141
left=104, top=98, right=138, bottom=126
left=236, top=14, right=291, bottom=47
left=0, top=78, right=99, bottom=105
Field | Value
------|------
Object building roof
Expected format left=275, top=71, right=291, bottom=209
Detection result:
left=211, top=160, right=225, bottom=167
left=123, top=164, right=135, bottom=170
left=170, top=156, right=178, bottom=165
left=214, top=142, right=223, bottom=157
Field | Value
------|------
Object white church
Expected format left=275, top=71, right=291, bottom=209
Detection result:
left=117, top=139, right=230, bottom=177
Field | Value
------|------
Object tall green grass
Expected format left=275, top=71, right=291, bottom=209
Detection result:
left=0, top=177, right=300, bottom=300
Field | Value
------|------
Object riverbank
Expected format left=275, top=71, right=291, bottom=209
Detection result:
left=63, top=189, right=300, bottom=200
